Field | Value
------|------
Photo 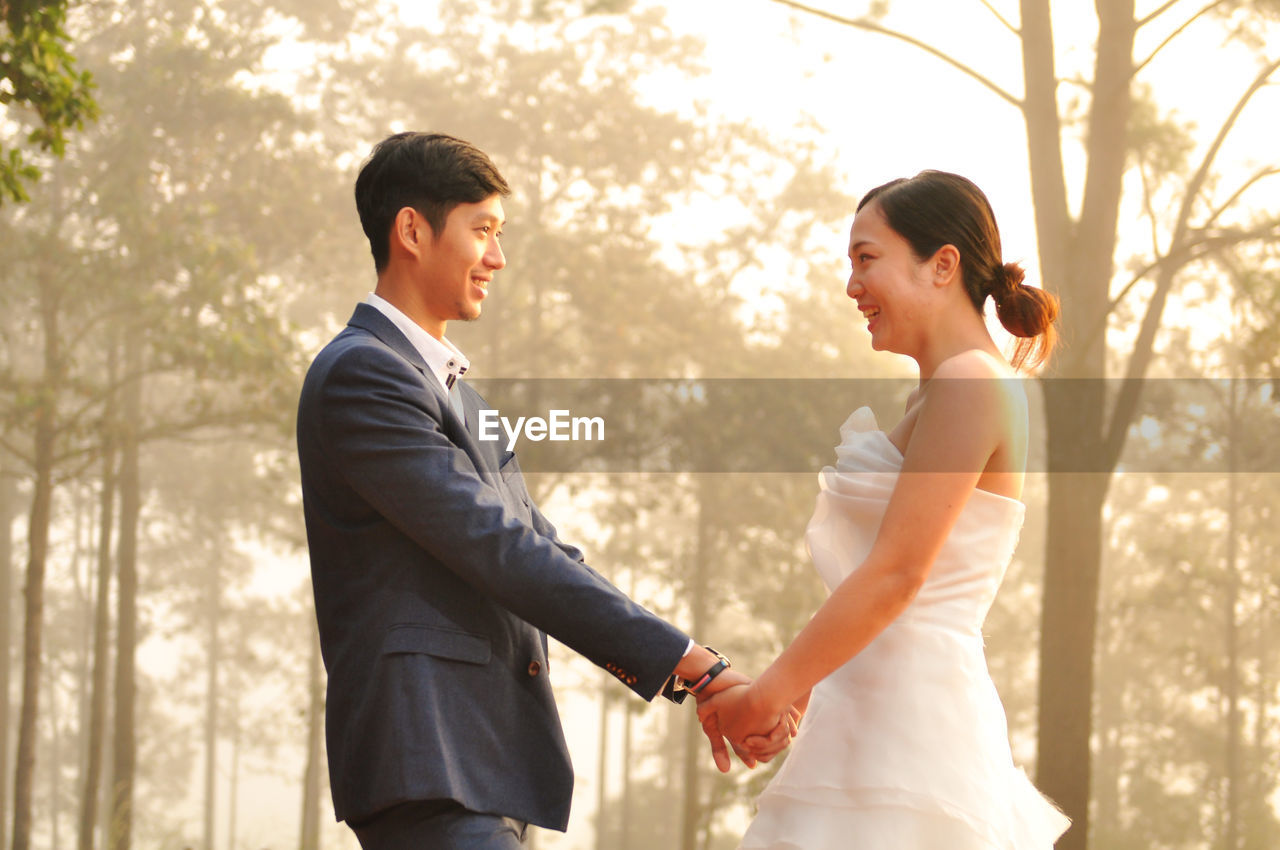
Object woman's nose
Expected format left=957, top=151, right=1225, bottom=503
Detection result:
left=846, top=273, right=862, bottom=299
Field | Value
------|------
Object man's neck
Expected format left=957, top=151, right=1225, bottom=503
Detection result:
left=374, top=274, right=445, bottom=340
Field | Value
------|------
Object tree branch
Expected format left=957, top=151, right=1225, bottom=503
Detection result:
left=1179, top=56, right=1280, bottom=242
left=1133, top=0, right=1231, bottom=78
left=975, top=0, right=1020, bottom=36
left=1137, top=160, right=1163, bottom=260
left=1101, top=52, right=1280, bottom=372
left=1069, top=220, right=1280, bottom=372
left=1136, top=0, right=1187, bottom=28
left=767, top=0, right=1022, bottom=108
left=0, top=434, right=32, bottom=467
left=1103, top=211, right=1280, bottom=465
left=1202, top=166, right=1280, bottom=231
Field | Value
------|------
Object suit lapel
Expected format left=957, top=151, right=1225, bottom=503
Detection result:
left=459, top=381, right=505, bottom=472
left=461, top=385, right=479, bottom=435
left=347, top=303, right=498, bottom=472
left=347, top=303, right=450, bottom=405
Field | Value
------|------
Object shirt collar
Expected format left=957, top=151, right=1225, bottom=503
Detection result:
left=363, top=292, right=470, bottom=392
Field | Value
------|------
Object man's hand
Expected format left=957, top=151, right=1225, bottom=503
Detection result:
left=694, top=670, right=753, bottom=772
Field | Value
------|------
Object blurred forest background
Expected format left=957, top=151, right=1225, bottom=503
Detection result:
left=2, top=1, right=1280, bottom=849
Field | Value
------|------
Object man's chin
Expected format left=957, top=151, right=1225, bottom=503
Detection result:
left=454, top=302, right=482, bottom=323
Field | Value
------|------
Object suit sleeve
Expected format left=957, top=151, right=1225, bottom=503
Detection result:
left=526, top=473, right=693, bottom=704
left=527, top=501, right=587, bottom=564
left=314, top=342, right=689, bottom=700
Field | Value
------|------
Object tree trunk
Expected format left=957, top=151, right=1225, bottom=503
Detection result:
left=11, top=286, right=60, bottom=850
left=1037, top=468, right=1108, bottom=841
left=621, top=697, right=633, bottom=850
left=0, top=470, right=16, bottom=844
left=298, top=625, right=324, bottom=850
left=79, top=356, right=119, bottom=850
left=1091, top=574, right=1123, bottom=846
left=109, top=333, right=142, bottom=850
left=594, top=677, right=609, bottom=850
left=1223, top=382, right=1241, bottom=850
left=678, top=478, right=712, bottom=850
left=98, top=708, right=114, bottom=850
left=1246, top=595, right=1270, bottom=850
left=1037, top=373, right=1113, bottom=845
left=47, top=661, right=62, bottom=850
left=621, top=568, right=637, bottom=850
left=1028, top=3, right=1135, bottom=847
left=227, top=706, right=240, bottom=850
left=1017, top=0, right=1069, bottom=287
left=204, top=560, right=220, bottom=850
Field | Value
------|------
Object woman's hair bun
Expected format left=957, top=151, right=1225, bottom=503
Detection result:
left=992, top=270, right=1059, bottom=370
left=991, top=261, right=1026, bottom=296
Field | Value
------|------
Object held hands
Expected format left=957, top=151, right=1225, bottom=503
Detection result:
left=675, top=645, right=800, bottom=772
left=695, top=677, right=802, bottom=773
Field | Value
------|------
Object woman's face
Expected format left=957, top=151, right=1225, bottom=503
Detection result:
left=846, top=201, right=934, bottom=357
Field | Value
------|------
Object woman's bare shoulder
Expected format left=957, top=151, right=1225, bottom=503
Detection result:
left=916, top=350, right=1026, bottom=450
left=931, top=350, right=1025, bottom=408
left=932, top=348, right=1013, bottom=381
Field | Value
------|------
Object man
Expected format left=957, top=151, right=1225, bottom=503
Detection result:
left=297, top=132, right=784, bottom=849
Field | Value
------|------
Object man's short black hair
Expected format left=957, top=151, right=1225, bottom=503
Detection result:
left=354, top=132, right=510, bottom=273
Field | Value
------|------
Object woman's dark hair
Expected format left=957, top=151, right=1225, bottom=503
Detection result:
left=354, top=132, right=510, bottom=273
left=857, top=170, right=1058, bottom=371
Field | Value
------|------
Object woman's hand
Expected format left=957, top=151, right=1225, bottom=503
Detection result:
left=739, top=689, right=807, bottom=758
left=697, top=683, right=798, bottom=772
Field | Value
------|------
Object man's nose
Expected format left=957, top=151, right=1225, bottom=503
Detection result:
left=486, top=239, right=506, bottom=270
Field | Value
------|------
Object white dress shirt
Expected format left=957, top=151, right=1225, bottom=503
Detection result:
left=364, top=292, right=470, bottom=393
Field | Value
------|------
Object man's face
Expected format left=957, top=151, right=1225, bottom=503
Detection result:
left=415, top=195, right=506, bottom=332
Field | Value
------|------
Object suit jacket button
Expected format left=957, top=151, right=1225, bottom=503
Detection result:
left=527, top=661, right=542, bottom=676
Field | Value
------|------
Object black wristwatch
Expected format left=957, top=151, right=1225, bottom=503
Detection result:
left=680, top=647, right=731, bottom=695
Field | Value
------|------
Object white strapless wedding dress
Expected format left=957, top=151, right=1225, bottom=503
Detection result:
left=739, top=407, right=1070, bottom=850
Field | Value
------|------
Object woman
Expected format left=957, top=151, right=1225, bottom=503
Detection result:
left=701, top=171, right=1071, bottom=849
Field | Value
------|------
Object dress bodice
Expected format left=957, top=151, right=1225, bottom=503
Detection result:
left=805, top=406, right=1025, bottom=635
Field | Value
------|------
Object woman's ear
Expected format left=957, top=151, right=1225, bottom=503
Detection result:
left=932, top=244, right=960, bottom=287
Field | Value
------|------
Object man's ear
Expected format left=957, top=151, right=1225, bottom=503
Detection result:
left=391, top=207, right=424, bottom=261
left=932, top=244, right=960, bottom=287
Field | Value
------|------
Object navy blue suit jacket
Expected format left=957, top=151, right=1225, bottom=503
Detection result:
left=297, top=304, right=690, bottom=830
